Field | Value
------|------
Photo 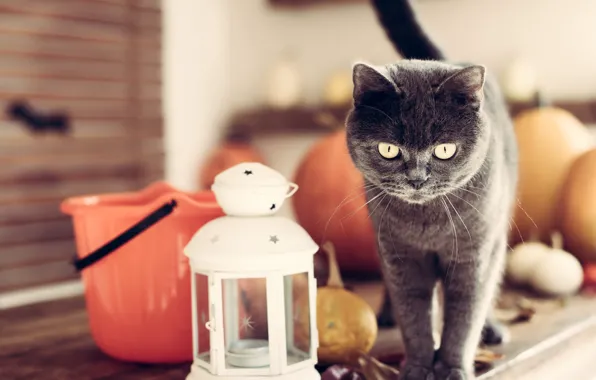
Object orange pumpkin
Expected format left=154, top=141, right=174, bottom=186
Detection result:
left=199, top=141, right=265, bottom=190
left=512, top=107, right=593, bottom=244
left=294, top=242, right=378, bottom=365
left=292, top=130, right=379, bottom=275
left=583, top=264, right=596, bottom=288
left=558, top=148, right=596, bottom=263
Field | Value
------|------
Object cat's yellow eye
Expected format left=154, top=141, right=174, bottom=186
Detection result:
left=434, top=143, right=457, bottom=160
left=378, top=142, right=400, bottom=159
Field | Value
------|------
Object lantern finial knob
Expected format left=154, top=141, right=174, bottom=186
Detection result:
left=211, top=162, right=298, bottom=217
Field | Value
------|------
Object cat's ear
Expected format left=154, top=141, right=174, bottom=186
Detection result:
left=436, top=65, right=485, bottom=108
left=352, top=62, right=396, bottom=104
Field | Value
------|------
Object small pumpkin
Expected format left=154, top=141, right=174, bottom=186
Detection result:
left=265, top=55, right=302, bottom=109
left=300, top=241, right=378, bottom=365
left=528, top=232, right=584, bottom=297
left=199, top=140, right=266, bottom=190
left=507, top=232, right=584, bottom=297
left=501, top=58, right=538, bottom=102
left=506, top=236, right=550, bottom=286
left=512, top=106, right=593, bottom=245
left=558, top=148, right=596, bottom=263
left=293, top=130, right=379, bottom=275
left=323, top=70, right=353, bottom=106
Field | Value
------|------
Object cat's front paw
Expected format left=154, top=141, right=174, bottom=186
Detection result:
left=433, top=361, right=472, bottom=380
left=399, top=364, right=435, bottom=380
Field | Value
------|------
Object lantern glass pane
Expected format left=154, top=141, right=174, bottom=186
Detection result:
left=284, top=272, right=311, bottom=365
left=222, top=277, right=270, bottom=369
left=196, top=273, right=211, bottom=364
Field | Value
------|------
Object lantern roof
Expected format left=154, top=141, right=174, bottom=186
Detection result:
left=184, top=215, right=318, bottom=270
left=185, top=162, right=318, bottom=271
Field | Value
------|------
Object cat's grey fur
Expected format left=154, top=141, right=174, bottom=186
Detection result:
left=345, top=1, right=518, bottom=379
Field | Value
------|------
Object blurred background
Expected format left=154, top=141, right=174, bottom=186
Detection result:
left=1, top=0, right=596, bottom=308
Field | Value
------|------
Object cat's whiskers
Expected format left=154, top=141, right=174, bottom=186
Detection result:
left=369, top=193, right=388, bottom=218
left=340, top=189, right=385, bottom=222
left=454, top=187, right=484, bottom=198
left=440, top=196, right=458, bottom=283
left=444, top=195, right=472, bottom=243
left=515, top=198, right=538, bottom=230
left=509, top=218, right=525, bottom=245
left=453, top=178, right=537, bottom=243
left=444, top=195, right=477, bottom=270
left=447, top=190, right=518, bottom=250
left=445, top=192, right=483, bottom=219
left=461, top=168, right=536, bottom=242
left=340, top=190, right=385, bottom=238
left=323, top=184, right=377, bottom=236
left=337, top=185, right=379, bottom=237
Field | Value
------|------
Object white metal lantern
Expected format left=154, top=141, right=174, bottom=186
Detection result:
left=185, top=162, right=320, bottom=380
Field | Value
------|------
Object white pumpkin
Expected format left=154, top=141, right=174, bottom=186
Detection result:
left=266, top=56, right=303, bottom=109
left=323, top=70, right=353, bottom=106
left=501, top=58, right=538, bottom=102
left=506, top=241, right=550, bottom=285
left=528, top=234, right=584, bottom=297
left=506, top=232, right=583, bottom=297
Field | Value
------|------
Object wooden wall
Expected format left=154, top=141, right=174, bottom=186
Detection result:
left=0, top=0, right=163, bottom=292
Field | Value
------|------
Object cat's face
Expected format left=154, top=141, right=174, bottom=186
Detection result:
left=346, top=60, right=490, bottom=204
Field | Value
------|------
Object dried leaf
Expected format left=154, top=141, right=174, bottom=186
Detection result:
left=495, top=298, right=536, bottom=325
left=475, top=348, right=504, bottom=364
left=474, top=348, right=504, bottom=372
left=323, top=350, right=502, bottom=379
left=509, top=304, right=536, bottom=324
left=358, top=352, right=400, bottom=380
left=321, top=365, right=365, bottom=380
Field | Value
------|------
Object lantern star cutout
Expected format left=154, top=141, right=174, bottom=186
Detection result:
left=244, top=170, right=253, bottom=175
left=269, top=235, right=279, bottom=244
left=240, top=315, right=255, bottom=332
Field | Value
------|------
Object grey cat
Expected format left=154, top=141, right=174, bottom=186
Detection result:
left=345, top=1, right=518, bottom=379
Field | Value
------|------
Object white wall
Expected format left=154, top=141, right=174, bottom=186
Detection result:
left=162, top=0, right=232, bottom=191
left=223, top=0, right=596, bottom=219
left=164, top=0, right=596, bottom=189
left=229, top=0, right=596, bottom=110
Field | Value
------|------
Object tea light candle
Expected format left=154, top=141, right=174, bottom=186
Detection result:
left=228, top=339, right=270, bottom=368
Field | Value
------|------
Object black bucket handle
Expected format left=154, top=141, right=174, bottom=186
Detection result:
left=72, top=199, right=178, bottom=272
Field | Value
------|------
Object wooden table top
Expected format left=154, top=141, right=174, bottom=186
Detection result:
left=0, top=297, right=189, bottom=380
left=2, top=293, right=596, bottom=380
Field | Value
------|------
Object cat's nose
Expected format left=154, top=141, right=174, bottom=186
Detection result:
left=407, top=178, right=428, bottom=190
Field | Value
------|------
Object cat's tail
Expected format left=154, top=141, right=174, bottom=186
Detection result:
left=371, top=0, right=445, bottom=61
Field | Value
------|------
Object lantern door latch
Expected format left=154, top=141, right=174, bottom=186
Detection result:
left=205, top=320, right=215, bottom=332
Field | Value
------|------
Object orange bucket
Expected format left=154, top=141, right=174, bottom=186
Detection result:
left=61, top=181, right=223, bottom=363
